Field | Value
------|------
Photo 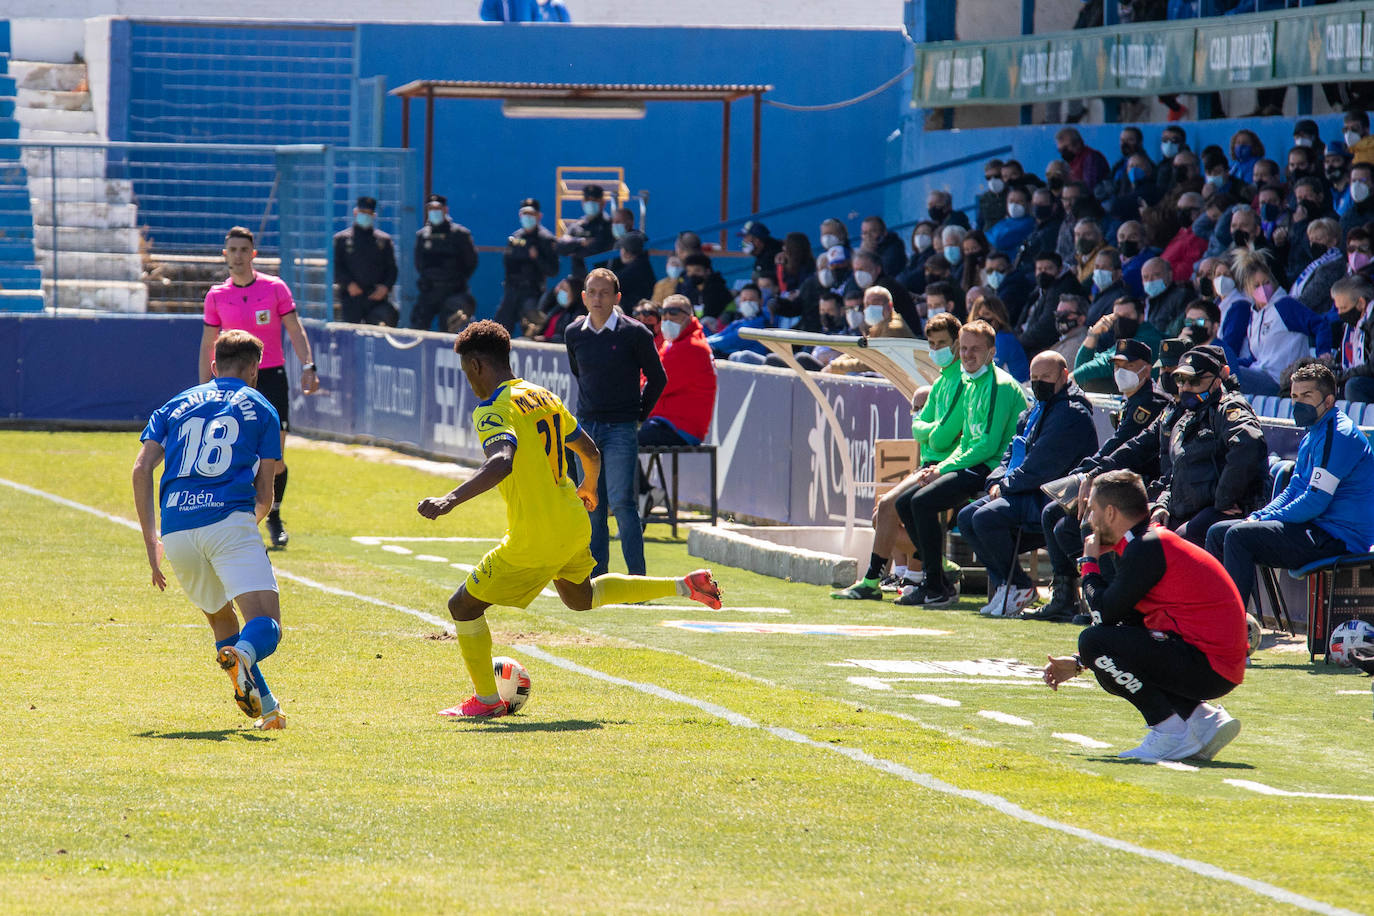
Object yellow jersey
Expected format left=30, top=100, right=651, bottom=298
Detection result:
left=472, top=379, right=590, bottom=566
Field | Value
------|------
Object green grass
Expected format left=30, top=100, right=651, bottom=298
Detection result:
left=1, top=430, right=1372, bottom=914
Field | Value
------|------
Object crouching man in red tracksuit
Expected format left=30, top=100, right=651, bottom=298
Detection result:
left=1042, top=469, right=1247, bottom=763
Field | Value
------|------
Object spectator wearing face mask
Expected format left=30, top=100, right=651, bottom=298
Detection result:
left=1085, top=248, right=1128, bottom=325
left=1140, top=257, right=1190, bottom=336
left=1075, top=297, right=1163, bottom=394
left=986, top=187, right=1034, bottom=260
left=530, top=274, right=585, bottom=343
left=976, top=159, right=1008, bottom=232
left=632, top=300, right=663, bottom=346
left=1341, top=162, right=1374, bottom=237
left=1050, top=295, right=1090, bottom=364
left=1069, top=218, right=1108, bottom=289
left=1194, top=258, right=1248, bottom=356
left=556, top=184, right=615, bottom=260
left=676, top=253, right=732, bottom=326
left=335, top=195, right=400, bottom=326
left=926, top=189, right=968, bottom=237
left=608, top=207, right=636, bottom=245
left=652, top=256, right=683, bottom=305
left=1291, top=218, right=1345, bottom=314
left=1108, top=153, right=1162, bottom=223
left=956, top=231, right=991, bottom=297
left=1176, top=299, right=1239, bottom=369
left=924, top=280, right=968, bottom=326
left=1159, top=192, right=1208, bottom=285
left=1110, top=127, right=1144, bottom=197
left=1155, top=127, right=1191, bottom=194
left=411, top=193, right=477, bottom=332
left=1229, top=247, right=1330, bottom=396
left=937, top=225, right=970, bottom=285
left=1201, top=150, right=1241, bottom=203
left=1055, top=128, right=1110, bottom=196
left=860, top=215, right=908, bottom=278
left=979, top=250, right=1026, bottom=320
left=709, top=285, right=772, bottom=359
left=640, top=294, right=717, bottom=448
left=1325, top=140, right=1353, bottom=216
left=1330, top=275, right=1374, bottom=402
left=969, top=294, right=1029, bottom=383
left=959, top=350, right=1098, bottom=618
left=822, top=287, right=915, bottom=375
left=818, top=217, right=852, bottom=259
left=1056, top=182, right=1105, bottom=268
left=494, top=197, right=559, bottom=333
left=899, top=221, right=939, bottom=294
left=1115, top=220, right=1157, bottom=299
left=1018, top=252, right=1085, bottom=358
left=1279, top=178, right=1335, bottom=279
left=737, top=219, right=783, bottom=278
left=1343, top=110, right=1374, bottom=166
left=848, top=248, right=918, bottom=333
left=1013, top=188, right=1063, bottom=272
left=1227, top=130, right=1264, bottom=185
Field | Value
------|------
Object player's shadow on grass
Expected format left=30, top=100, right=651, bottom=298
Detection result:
left=1087, top=755, right=1255, bottom=770
left=1255, top=662, right=1367, bottom=676
left=134, top=728, right=272, bottom=742
left=446, top=718, right=613, bottom=734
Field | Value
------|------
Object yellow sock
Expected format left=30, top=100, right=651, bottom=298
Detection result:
left=454, top=616, right=498, bottom=700
left=591, top=573, right=679, bottom=607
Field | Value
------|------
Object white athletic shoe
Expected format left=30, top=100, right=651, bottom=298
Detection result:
left=1002, top=586, right=1038, bottom=617
left=1186, top=704, right=1241, bottom=761
left=1118, top=724, right=1203, bottom=762
left=978, top=584, right=1010, bottom=617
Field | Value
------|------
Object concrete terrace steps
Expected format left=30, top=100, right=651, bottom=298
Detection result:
left=15, top=105, right=96, bottom=134
left=15, top=88, right=91, bottom=111
left=7, top=60, right=86, bottom=92
left=42, top=278, right=147, bottom=311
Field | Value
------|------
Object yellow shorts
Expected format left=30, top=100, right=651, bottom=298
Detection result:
left=463, top=542, right=597, bottom=609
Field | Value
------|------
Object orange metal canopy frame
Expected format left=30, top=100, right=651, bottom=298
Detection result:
left=390, top=79, right=773, bottom=247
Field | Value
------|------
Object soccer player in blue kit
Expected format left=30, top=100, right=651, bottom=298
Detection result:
left=132, top=329, right=289, bottom=729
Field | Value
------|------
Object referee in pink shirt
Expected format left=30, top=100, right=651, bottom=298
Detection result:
left=198, top=226, right=319, bottom=547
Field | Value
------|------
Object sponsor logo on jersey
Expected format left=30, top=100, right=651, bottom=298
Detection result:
left=165, top=490, right=225, bottom=511
left=255, top=309, right=271, bottom=326
left=478, top=413, right=503, bottom=430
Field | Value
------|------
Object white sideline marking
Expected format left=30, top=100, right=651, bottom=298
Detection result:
left=1053, top=732, right=1111, bottom=749
left=1224, top=779, right=1374, bottom=802
left=381, top=545, right=412, bottom=555
left=415, top=554, right=449, bottom=563
left=1336, top=690, right=1369, bottom=695
left=352, top=536, right=499, bottom=543
left=1, top=475, right=1365, bottom=916
left=848, top=676, right=894, bottom=691
left=911, top=694, right=962, bottom=707
left=450, top=563, right=475, bottom=572
left=978, top=710, right=1033, bottom=727
left=1156, top=761, right=1200, bottom=773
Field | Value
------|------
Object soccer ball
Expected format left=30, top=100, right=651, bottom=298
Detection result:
left=492, top=656, right=532, bottom=713
left=1328, top=619, right=1374, bottom=667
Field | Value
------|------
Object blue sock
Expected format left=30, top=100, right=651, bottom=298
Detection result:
left=236, top=617, right=280, bottom=666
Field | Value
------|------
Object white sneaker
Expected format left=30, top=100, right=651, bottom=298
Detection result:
left=1118, top=723, right=1202, bottom=762
left=1186, top=704, right=1241, bottom=761
left=978, top=584, right=1010, bottom=616
left=1001, top=586, right=1038, bottom=617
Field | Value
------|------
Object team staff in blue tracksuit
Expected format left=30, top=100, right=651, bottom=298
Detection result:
left=1206, top=362, right=1374, bottom=609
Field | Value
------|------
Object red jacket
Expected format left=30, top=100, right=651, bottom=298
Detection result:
left=649, top=316, right=717, bottom=441
left=1161, top=228, right=1208, bottom=284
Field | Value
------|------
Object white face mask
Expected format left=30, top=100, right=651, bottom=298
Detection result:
left=741, top=241, right=755, bottom=255
left=1214, top=275, right=1236, bottom=298
left=1114, top=366, right=1142, bottom=394
left=927, top=305, right=946, bottom=318
left=820, top=233, right=840, bottom=250
left=666, top=265, right=682, bottom=280
left=914, top=233, right=932, bottom=251
left=1093, top=268, right=1114, bottom=290
left=1295, top=136, right=1314, bottom=148
left=737, top=299, right=761, bottom=318
left=1346, top=130, right=1363, bottom=149
left=583, top=200, right=601, bottom=217
left=854, top=270, right=875, bottom=289
left=660, top=319, right=682, bottom=341
left=819, top=268, right=835, bottom=288
left=987, top=177, right=1005, bottom=194
left=1353, top=180, right=1371, bottom=203
left=864, top=305, right=886, bottom=326
left=931, top=345, right=955, bottom=367
left=1007, top=202, right=1026, bottom=220
left=844, top=308, right=863, bottom=330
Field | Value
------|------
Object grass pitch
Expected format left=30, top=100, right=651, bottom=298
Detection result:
left=1, top=431, right=1372, bottom=914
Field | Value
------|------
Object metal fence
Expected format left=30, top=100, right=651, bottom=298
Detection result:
left=0, top=140, right=418, bottom=319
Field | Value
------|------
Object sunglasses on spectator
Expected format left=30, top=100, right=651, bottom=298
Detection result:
left=661, top=306, right=689, bottom=317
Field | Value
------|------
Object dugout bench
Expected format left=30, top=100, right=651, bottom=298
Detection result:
left=639, top=444, right=718, bottom=538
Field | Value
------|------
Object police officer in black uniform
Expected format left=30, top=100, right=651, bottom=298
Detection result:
left=556, top=184, right=615, bottom=272
left=412, top=193, right=478, bottom=331
left=494, top=197, right=559, bottom=333
left=334, top=196, right=399, bottom=326
left=1151, top=346, right=1268, bottom=547
left=1028, top=337, right=1173, bottom=622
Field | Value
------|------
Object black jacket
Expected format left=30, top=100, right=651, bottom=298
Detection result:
left=1079, top=382, right=1170, bottom=474
left=414, top=219, right=478, bottom=292
left=1144, top=282, right=1191, bottom=335
left=1014, top=217, right=1064, bottom=272
left=988, top=383, right=1099, bottom=496
left=1086, top=279, right=1129, bottom=325
left=842, top=272, right=918, bottom=336
left=873, top=231, right=909, bottom=278
left=334, top=225, right=398, bottom=294
left=557, top=214, right=614, bottom=258
left=677, top=271, right=733, bottom=320
left=1155, top=390, right=1268, bottom=521
left=502, top=225, right=559, bottom=289
left=1018, top=270, right=1086, bottom=356
left=747, top=236, right=784, bottom=277
left=1092, top=403, right=1187, bottom=489
left=612, top=255, right=657, bottom=310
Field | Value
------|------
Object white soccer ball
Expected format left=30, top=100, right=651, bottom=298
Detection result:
left=1328, top=619, right=1374, bottom=667
left=492, top=656, right=532, bottom=713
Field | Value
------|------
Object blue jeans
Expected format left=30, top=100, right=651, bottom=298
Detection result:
left=579, top=419, right=644, bottom=576
left=1206, top=518, right=1346, bottom=608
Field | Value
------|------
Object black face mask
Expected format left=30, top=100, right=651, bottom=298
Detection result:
left=1048, top=176, right=1065, bottom=192
left=1120, top=142, right=1137, bottom=158
left=1180, top=325, right=1206, bottom=343
left=1231, top=230, right=1251, bottom=248
left=1311, top=242, right=1330, bottom=260
left=1342, top=308, right=1363, bottom=327
left=1119, top=240, right=1141, bottom=259
left=1327, top=167, right=1346, bottom=182
left=1197, top=276, right=1215, bottom=298
left=1031, top=379, right=1058, bottom=402
left=928, top=205, right=949, bottom=223
left=821, top=313, right=845, bottom=332
left=1036, top=272, right=1056, bottom=289
left=1076, top=237, right=1098, bottom=255
left=1055, top=315, right=1079, bottom=335
left=1034, top=204, right=1055, bottom=222
left=1259, top=202, right=1279, bottom=222
left=1115, top=316, right=1141, bottom=339
left=1059, top=147, right=1075, bottom=162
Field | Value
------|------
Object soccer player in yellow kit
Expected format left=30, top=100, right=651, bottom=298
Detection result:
left=418, top=320, right=723, bottom=718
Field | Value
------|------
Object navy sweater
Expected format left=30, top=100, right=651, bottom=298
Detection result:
left=564, top=311, right=667, bottom=423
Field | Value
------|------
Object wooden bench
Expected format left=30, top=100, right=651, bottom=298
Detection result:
left=639, top=445, right=718, bottom=538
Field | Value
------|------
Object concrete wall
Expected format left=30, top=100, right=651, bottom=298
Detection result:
left=3, top=2, right=902, bottom=26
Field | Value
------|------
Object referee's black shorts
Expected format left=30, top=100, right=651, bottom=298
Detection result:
left=255, top=366, right=290, bottom=431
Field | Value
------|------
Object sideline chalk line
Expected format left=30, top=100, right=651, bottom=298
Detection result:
left=1, top=475, right=1364, bottom=916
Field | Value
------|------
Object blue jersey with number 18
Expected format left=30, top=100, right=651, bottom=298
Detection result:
left=141, top=378, right=283, bottom=535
